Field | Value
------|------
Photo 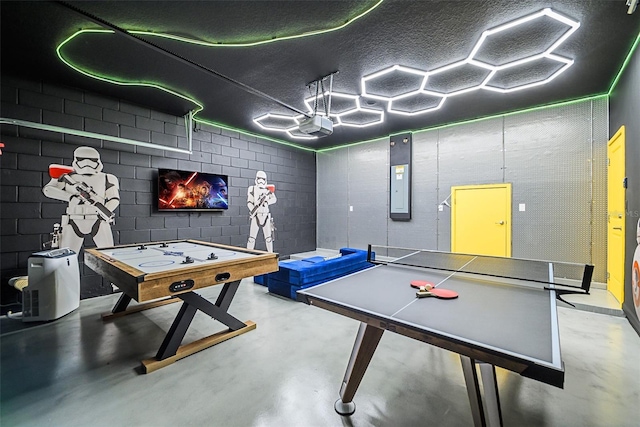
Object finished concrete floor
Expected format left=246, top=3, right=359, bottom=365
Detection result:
left=1, top=278, right=639, bottom=427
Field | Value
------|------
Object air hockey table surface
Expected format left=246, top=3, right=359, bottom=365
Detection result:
left=85, top=239, right=278, bottom=302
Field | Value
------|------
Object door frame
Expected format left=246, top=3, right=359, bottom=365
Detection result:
left=451, top=183, right=512, bottom=257
left=607, top=125, right=626, bottom=305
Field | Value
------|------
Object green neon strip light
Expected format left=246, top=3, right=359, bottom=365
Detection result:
left=56, top=1, right=383, bottom=152
left=316, top=93, right=609, bottom=152
left=58, top=30, right=311, bottom=151
left=608, top=30, right=640, bottom=94
left=56, top=0, right=629, bottom=155
left=193, top=117, right=316, bottom=152
left=57, top=29, right=205, bottom=116
left=131, top=0, right=383, bottom=47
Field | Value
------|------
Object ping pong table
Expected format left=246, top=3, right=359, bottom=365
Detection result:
left=297, top=245, right=593, bottom=427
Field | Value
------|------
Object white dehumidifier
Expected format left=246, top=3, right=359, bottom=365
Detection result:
left=21, top=248, right=80, bottom=322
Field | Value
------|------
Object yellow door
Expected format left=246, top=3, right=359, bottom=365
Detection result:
left=608, top=126, right=625, bottom=305
left=451, top=183, right=512, bottom=257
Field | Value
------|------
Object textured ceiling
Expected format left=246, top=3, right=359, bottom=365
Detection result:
left=1, top=1, right=639, bottom=150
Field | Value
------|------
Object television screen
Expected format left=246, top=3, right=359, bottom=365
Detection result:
left=158, top=169, right=228, bottom=211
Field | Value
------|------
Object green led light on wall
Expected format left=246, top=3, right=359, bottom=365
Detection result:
left=193, top=116, right=316, bottom=152
left=608, top=30, right=640, bottom=94
left=55, top=1, right=384, bottom=151
left=316, top=93, right=609, bottom=153
left=57, top=29, right=204, bottom=115
left=131, top=0, right=383, bottom=48
left=53, top=1, right=638, bottom=153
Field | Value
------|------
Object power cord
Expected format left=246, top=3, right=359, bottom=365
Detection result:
left=0, top=302, right=22, bottom=308
left=2, top=287, right=23, bottom=319
left=6, top=310, right=23, bottom=320
left=1, top=303, right=24, bottom=320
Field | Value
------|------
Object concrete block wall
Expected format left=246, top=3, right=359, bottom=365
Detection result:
left=317, top=98, right=608, bottom=283
left=0, top=77, right=316, bottom=303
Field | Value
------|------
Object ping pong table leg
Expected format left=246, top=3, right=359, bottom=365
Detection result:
left=478, top=362, right=503, bottom=427
left=335, top=322, right=384, bottom=416
left=460, top=356, right=503, bottom=427
left=461, top=356, right=486, bottom=427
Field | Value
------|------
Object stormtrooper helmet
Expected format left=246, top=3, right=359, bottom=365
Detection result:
left=72, top=146, right=103, bottom=175
left=255, top=170, right=267, bottom=188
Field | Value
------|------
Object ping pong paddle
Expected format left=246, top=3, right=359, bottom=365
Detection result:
left=410, top=280, right=434, bottom=290
left=267, top=184, right=276, bottom=193
left=416, top=288, right=459, bottom=299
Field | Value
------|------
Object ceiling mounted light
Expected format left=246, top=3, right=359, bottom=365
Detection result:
left=254, top=8, right=579, bottom=139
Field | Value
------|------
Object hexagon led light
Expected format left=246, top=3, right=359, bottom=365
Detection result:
left=254, top=8, right=579, bottom=138
left=304, top=92, right=384, bottom=128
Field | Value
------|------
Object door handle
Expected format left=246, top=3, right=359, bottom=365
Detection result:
left=613, top=227, right=622, bottom=230
left=495, top=221, right=504, bottom=225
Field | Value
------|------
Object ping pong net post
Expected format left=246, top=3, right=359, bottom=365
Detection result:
left=367, top=245, right=593, bottom=302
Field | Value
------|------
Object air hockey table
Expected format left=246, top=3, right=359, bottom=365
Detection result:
left=84, top=239, right=278, bottom=373
left=297, top=245, right=593, bottom=427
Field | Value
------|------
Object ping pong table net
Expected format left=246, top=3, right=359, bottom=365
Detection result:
left=367, top=245, right=593, bottom=301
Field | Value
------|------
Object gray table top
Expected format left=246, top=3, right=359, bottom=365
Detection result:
left=298, top=262, right=561, bottom=370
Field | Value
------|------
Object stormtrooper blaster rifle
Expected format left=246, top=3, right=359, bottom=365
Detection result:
left=249, top=184, right=276, bottom=218
left=49, top=164, right=115, bottom=224
left=43, top=223, right=62, bottom=250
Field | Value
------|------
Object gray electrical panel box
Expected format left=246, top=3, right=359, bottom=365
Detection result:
left=391, top=164, right=410, bottom=213
left=390, top=133, right=411, bottom=221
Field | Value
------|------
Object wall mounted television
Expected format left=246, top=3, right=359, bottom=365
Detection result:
left=158, top=169, right=228, bottom=211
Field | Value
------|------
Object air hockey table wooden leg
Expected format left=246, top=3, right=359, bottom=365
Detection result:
left=335, top=322, right=385, bottom=415
left=101, top=293, right=181, bottom=321
left=460, top=355, right=504, bottom=427
left=141, top=280, right=256, bottom=373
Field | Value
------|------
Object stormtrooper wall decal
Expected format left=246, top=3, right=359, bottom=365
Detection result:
left=246, top=171, right=276, bottom=252
left=42, top=146, right=120, bottom=255
left=632, top=218, right=640, bottom=323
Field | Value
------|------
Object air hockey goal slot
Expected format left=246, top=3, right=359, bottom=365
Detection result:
left=169, top=279, right=195, bottom=292
left=215, top=272, right=231, bottom=282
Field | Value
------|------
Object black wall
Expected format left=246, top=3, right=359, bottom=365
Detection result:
left=610, top=43, right=640, bottom=335
left=0, top=76, right=317, bottom=307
